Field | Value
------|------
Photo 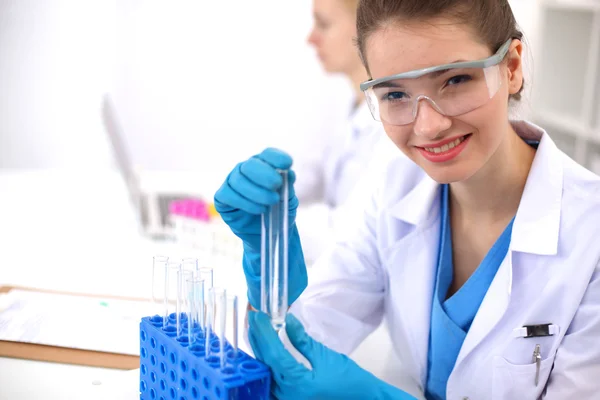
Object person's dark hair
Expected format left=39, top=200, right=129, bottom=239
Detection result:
left=356, top=0, right=525, bottom=100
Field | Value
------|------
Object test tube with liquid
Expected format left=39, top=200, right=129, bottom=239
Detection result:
left=151, top=255, right=169, bottom=326
left=260, top=169, right=289, bottom=330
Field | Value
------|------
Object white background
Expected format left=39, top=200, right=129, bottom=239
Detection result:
left=0, top=0, right=540, bottom=175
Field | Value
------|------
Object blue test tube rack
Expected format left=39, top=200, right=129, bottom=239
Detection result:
left=139, top=315, right=271, bottom=400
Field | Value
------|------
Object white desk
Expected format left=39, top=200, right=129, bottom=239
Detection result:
left=0, top=358, right=139, bottom=400
left=0, top=170, right=138, bottom=399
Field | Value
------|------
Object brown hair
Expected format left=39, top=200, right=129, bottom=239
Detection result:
left=342, top=0, right=360, bottom=13
left=356, top=0, right=525, bottom=100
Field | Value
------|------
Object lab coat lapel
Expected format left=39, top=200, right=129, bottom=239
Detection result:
left=455, top=122, right=563, bottom=367
left=398, top=219, right=440, bottom=386
left=455, top=250, right=513, bottom=366
left=387, top=177, right=441, bottom=386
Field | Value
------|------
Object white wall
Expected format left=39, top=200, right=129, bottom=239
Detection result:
left=509, top=0, right=543, bottom=120
left=510, top=0, right=542, bottom=50
left=0, top=0, right=116, bottom=168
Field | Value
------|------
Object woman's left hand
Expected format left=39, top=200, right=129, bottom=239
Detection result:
left=248, top=311, right=417, bottom=400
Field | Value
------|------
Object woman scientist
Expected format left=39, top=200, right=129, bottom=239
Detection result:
left=294, top=0, right=395, bottom=264
left=214, top=0, right=600, bottom=399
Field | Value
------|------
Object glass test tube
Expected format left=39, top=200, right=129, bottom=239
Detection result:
left=198, top=267, right=213, bottom=332
left=151, top=255, right=169, bottom=324
left=182, top=257, right=198, bottom=274
left=212, top=287, right=227, bottom=370
left=195, top=278, right=206, bottom=338
left=198, top=266, right=214, bottom=289
left=165, top=261, right=181, bottom=330
left=181, top=257, right=198, bottom=332
left=260, top=169, right=289, bottom=330
left=205, top=286, right=215, bottom=360
left=185, top=276, right=203, bottom=347
left=178, top=269, right=193, bottom=339
left=227, top=294, right=239, bottom=365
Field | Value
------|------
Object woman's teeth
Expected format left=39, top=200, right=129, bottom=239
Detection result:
left=424, top=136, right=466, bottom=153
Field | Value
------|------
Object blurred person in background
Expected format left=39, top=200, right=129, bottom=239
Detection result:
left=294, top=0, right=397, bottom=264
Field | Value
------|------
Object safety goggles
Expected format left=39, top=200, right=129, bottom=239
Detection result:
left=360, top=39, right=512, bottom=126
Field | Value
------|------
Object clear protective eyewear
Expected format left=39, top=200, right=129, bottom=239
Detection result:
left=360, top=39, right=512, bottom=126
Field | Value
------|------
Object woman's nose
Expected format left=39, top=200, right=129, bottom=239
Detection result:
left=412, top=99, right=452, bottom=139
left=307, top=29, right=318, bottom=46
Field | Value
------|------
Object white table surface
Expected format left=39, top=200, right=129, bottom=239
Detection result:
left=0, top=358, right=139, bottom=400
left=0, top=169, right=424, bottom=400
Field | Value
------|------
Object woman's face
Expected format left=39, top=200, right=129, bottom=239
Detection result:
left=364, top=20, right=523, bottom=184
left=307, top=0, right=361, bottom=74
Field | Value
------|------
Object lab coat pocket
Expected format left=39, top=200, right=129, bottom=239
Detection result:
left=492, top=355, right=554, bottom=400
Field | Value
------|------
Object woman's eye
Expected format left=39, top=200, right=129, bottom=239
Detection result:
left=382, top=91, right=408, bottom=102
left=446, top=75, right=472, bottom=86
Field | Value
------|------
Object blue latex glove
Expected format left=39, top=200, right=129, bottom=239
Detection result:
left=213, top=148, right=308, bottom=309
left=248, top=311, right=418, bottom=400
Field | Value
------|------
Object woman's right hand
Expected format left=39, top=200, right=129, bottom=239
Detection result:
left=213, top=148, right=307, bottom=309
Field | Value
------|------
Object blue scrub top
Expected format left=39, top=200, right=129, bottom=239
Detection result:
left=424, top=184, right=515, bottom=400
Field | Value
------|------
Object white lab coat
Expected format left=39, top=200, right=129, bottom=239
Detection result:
left=294, top=100, right=393, bottom=264
left=290, top=120, right=600, bottom=399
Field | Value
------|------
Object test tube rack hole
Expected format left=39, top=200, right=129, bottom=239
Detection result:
left=139, top=317, right=270, bottom=400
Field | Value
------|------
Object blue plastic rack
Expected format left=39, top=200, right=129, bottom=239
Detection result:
left=139, top=315, right=271, bottom=400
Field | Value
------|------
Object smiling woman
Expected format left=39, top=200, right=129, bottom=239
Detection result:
left=213, top=0, right=600, bottom=399
left=357, top=8, right=531, bottom=185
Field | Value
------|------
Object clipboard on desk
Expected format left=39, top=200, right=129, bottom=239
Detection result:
left=0, top=285, right=147, bottom=369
